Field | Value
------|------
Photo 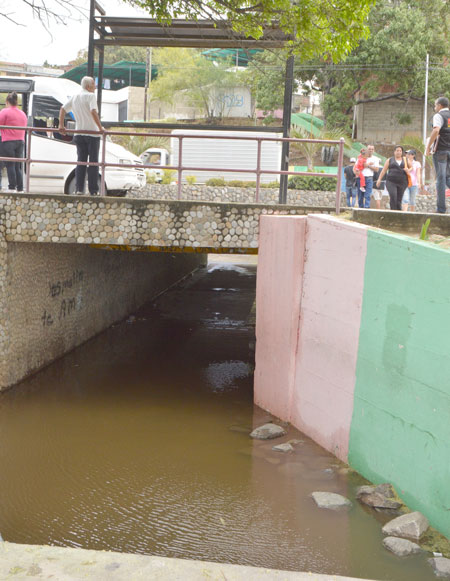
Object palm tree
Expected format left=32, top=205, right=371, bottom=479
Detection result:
left=291, top=125, right=350, bottom=171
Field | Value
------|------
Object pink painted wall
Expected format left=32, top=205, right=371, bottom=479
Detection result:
left=254, top=215, right=307, bottom=420
left=254, top=214, right=368, bottom=462
left=292, top=216, right=368, bottom=461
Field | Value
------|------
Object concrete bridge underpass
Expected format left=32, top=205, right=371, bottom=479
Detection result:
left=0, top=193, right=332, bottom=391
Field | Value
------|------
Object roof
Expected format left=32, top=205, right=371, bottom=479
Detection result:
left=93, top=18, right=290, bottom=49
left=61, top=60, right=157, bottom=89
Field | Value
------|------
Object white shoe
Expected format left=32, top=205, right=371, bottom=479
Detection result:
left=17, top=190, right=24, bottom=194
left=4, top=189, right=17, bottom=193
left=74, top=191, right=86, bottom=195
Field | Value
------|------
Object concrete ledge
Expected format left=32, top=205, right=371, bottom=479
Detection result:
left=0, top=543, right=378, bottom=580
left=351, top=209, right=450, bottom=235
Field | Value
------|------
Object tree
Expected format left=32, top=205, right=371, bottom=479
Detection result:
left=2, top=0, right=85, bottom=33
left=291, top=126, right=350, bottom=170
left=131, top=0, right=375, bottom=62
left=246, top=50, right=293, bottom=114
left=246, top=0, right=450, bottom=130
left=149, top=48, right=242, bottom=119
left=298, top=0, right=450, bottom=129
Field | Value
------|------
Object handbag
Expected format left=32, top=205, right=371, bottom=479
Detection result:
left=403, top=157, right=412, bottom=187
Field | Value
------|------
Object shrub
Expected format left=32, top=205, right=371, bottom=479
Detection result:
left=287, top=175, right=337, bottom=191
left=227, top=180, right=246, bottom=187
left=206, top=177, right=226, bottom=186
left=261, top=181, right=280, bottom=189
left=146, top=171, right=157, bottom=184
left=161, top=169, right=175, bottom=185
left=186, top=175, right=197, bottom=185
left=243, top=181, right=257, bottom=188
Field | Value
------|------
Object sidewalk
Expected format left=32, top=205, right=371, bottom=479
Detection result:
left=0, top=542, right=378, bottom=581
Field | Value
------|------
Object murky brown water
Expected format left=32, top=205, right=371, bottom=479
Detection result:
left=0, top=255, right=437, bottom=580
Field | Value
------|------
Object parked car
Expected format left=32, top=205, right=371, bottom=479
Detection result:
left=0, top=76, right=146, bottom=196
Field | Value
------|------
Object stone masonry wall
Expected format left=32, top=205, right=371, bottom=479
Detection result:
left=0, top=241, right=205, bottom=389
left=130, top=184, right=438, bottom=213
left=0, top=195, right=333, bottom=251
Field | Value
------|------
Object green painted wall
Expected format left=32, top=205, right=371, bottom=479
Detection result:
left=349, top=230, right=450, bottom=537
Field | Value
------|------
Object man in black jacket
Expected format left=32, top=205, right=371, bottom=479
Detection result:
left=425, top=96, right=450, bottom=214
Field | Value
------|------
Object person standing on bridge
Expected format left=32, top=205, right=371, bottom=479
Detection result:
left=58, top=76, right=104, bottom=196
left=425, top=96, right=450, bottom=214
left=0, top=92, right=27, bottom=193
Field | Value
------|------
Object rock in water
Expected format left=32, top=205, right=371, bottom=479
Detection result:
left=311, top=492, right=352, bottom=510
left=272, top=443, right=294, bottom=453
left=356, top=483, right=402, bottom=509
left=428, top=557, right=450, bottom=578
left=382, top=537, right=421, bottom=557
left=382, top=511, right=429, bottom=540
left=250, top=423, right=286, bottom=440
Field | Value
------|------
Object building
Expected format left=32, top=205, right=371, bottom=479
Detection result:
left=354, top=97, right=434, bottom=144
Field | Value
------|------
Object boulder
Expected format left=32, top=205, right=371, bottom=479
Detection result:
left=311, top=491, right=352, bottom=510
left=272, top=443, right=294, bottom=453
left=356, top=483, right=402, bottom=509
left=382, top=537, right=421, bottom=557
left=428, top=557, right=450, bottom=578
left=250, top=423, right=286, bottom=440
left=382, top=511, right=429, bottom=540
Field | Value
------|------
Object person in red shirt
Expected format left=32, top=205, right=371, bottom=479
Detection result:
left=0, top=92, right=28, bottom=192
left=353, top=148, right=369, bottom=192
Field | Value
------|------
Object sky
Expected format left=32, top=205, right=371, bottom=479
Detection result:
left=0, top=0, right=148, bottom=66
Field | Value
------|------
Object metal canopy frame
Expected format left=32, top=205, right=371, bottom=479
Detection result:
left=87, top=0, right=295, bottom=202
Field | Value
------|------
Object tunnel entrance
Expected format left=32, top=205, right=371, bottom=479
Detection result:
left=0, top=254, right=438, bottom=580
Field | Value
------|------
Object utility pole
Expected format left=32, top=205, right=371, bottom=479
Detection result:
left=144, top=47, right=152, bottom=122
left=422, top=53, right=429, bottom=184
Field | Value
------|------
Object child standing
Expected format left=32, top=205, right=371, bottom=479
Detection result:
left=353, top=148, right=369, bottom=192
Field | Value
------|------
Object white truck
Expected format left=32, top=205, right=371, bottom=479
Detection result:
left=140, top=129, right=282, bottom=184
left=0, top=76, right=146, bottom=196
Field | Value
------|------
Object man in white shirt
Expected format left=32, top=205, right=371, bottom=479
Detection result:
left=58, top=76, right=104, bottom=195
left=425, top=96, right=450, bottom=214
left=361, top=144, right=380, bottom=208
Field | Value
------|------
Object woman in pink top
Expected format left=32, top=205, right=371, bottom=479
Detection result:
left=401, top=149, right=422, bottom=212
left=0, top=92, right=28, bottom=192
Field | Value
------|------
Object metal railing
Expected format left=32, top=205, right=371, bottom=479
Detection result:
left=0, top=125, right=346, bottom=214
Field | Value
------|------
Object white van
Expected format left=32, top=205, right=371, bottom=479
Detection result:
left=0, top=77, right=146, bottom=196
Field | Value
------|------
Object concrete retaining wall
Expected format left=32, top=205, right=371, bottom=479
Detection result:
left=255, top=214, right=450, bottom=537
left=0, top=241, right=205, bottom=389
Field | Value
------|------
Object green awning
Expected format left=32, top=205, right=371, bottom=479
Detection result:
left=201, top=48, right=262, bottom=67
left=60, top=61, right=158, bottom=89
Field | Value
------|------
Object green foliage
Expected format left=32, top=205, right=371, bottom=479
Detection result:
left=291, top=126, right=350, bottom=171
left=161, top=169, right=175, bottom=184
left=261, top=181, right=280, bottom=188
left=186, top=175, right=197, bottom=185
left=206, top=177, right=226, bottom=186
left=244, top=0, right=450, bottom=128
left=420, top=218, right=431, bottom=240
left=146, top=171, right=157, bottom=184
left=110, top=131, right=169, bottom=157
left=130, top=0, right=374, bottom=62
left=150, top=48, right=239, bottom=119
left=396, top=113, right=413, bottom=126
left=288, top=175, right=337, bottom=191
left=294, top=0, right=450, bottom=129
left=246, top=51, right=294, bottom=114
